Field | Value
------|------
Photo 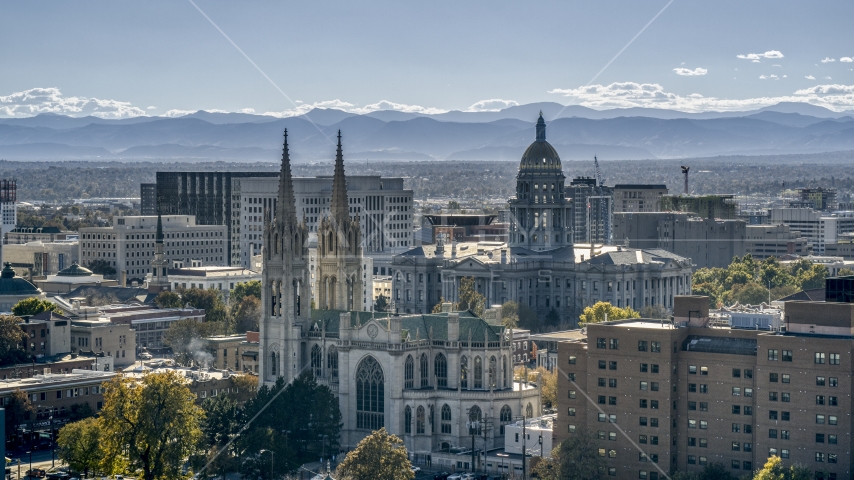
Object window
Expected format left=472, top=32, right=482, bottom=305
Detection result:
left=599, top=378, right=606, bottom=387
left=815, top=352, right=826, bottom=364
left=651, top=341, right=661, bottom=352
left=609, top=378, right=617, bottom=388
left=639, top=435, right=648, bottom=444
left=638, top=341, right=648, bottom=351
left=829, top=415, right=837, bottom=425
left=435, top=354, right=448, bottom=388
left=816, top=414, right=825, bottom=424
left=651, top=382, right=659, bottom=391
left=733, top=424, right=742, bottom=433
left=732, top=405, right=741, bottom=415
left=816, top=395, right=825, bottom=405
left=404, top=356, right=414, bottom=389
left=699, top=421, right=708, bottom=429
left=699, top=385, right=708, bottom=393
left=829, top=353, right=840, bottom=365
left=650, top=418, right=658, bottom=427
left=356, top=356, right=385, bottom=430
left=568, top=390, right=576, bottom=399
left=651, top=364, right=659, bottom=374
left=732, top=387, right=741, bottom=396
left=731, top=460, right=740, bottom=469
left=769, top=429, right=777, bottom=439
left=782, top=350, right=793, bottom=362
left=598, top=413, right=606, bottom=422
left=688, top=401, right=696, bottom=411
left=744, top=369, right=753, bottom=379
left=699, top=438, right=707, bottom=448
left=567, top=408, right=576, bottom=416
left=732, top=368, right=741, bottom=378
left=639, top=399, right=648, bottom=408
left=769, top=392, right=778, bottom=401
left=640, top=363, right=648, bottom=372
left=609, top=361, right=617, bottom=370
left=769, top=411, right=778, bottom=420
left=744, top=406, right=753, bottom=416
left=816, top=433, right=825, bottom=443
left=769, top=373, right=778, bottom=382
left=598, top=360, right=606, bottom=369
left=781, top=411, right=790, bottom=421
left=828, top=453, right=837, bottom=464
left=597, top=338, right=606, bottom=349
left=442, top=404, right=453, bottom=434
left=829, top=377, right=838, bottom=387
left=640, top=381, right=648, bottom=391
left=744, top=388, right=753, bottom=397
left=639, top=417, right=648, bottom=426
left=815, top=453, right=824, bottom=463
left=404, top=406, right=412, bottom=434
left=598, top=395, right=606, bottom=405
left=569, top=355, right=577, bottom=364
left=687, top=456, right=696, bottom=465
left=732, top=442, right=740, bottom=451
left=817, top=376, right=826, bottom=386
left=828, top=434, right=837, bottom=444
left=781, top=449, right=789, bottom=459
left=781, top=374, right=790, bottom=383
left=650, top=400, right=659, bottom=409
left=699, top=457, right=707, bottom=466
left=699, top=402, right=708, bottom=411
left=829, top=396, right=838, bottom=406
left=700, top=366, right=708, bottom=375
left=688, top=383, right=697, bottom=393
left=689, top=365, right=697, bottom=375
left=688, top=420, right=697, bottom=429
left=768, top=349, right=779, bottom=361
left=781, top=430, right=789, bottom=440
left=609, top=338, right=619, bottom=350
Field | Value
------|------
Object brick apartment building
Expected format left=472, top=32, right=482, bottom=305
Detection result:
left=557, top=279, right=854, bottom=480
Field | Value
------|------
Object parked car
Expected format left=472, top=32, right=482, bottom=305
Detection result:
left=461, top=474, right=476, bottom=480
left=27, top=469, right=46, bottom=478
left=411, top=466, right=421, bottom=473
left=139, top=352, right=152, bottom=360
left=447, top=475, right=462, bottom=480
left=433, top=473, right=450, bottom=480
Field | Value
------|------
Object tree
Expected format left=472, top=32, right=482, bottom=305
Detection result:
left=448, top=200, right=461, bottom=210
left=0, top=314, right=28, bottom=365
left=154, top=290, right=183, bottom=309
left=57, top=417, right=104, bottom=477
left=99, top=370, right=205, bottom=480
left=753, top=456, right=785, bottom=480
left=229, top=280, right=262, bottom=306
left=456, top=277, right=485, bottom=317
left=797, top=264, right=828, bottom=290
left=727, top=281, right=770, bottom=305
left=231, top=295, right=261, bottom=333
left=578, top=301, right=640, bottom=326
left=337, top=428, right=413, bottom=480
left=88, top=260, right=116, bottom=276
left=12, top=297, right=59, bottom=317
left=692, top=282, right=723, bottom=308
left=770, top=285, right=800, bottom=301
left=524, top=366, right=557, bottom=408
left=639, top=304, right=669, bottom=319
left=699, top=462, right=737, bottom=480
left=181, top=287, right=229, bottom=324
left=5, top=388, right=34, bottom=441
left=374, top=294, right=389, bottom=313
left=163, top=318, right=214, bottom=366
left=533, top=430, right=603, bottom=480
left=837, top=268, right=854, bottom=277
left=500, top=301, right=519, bottom=329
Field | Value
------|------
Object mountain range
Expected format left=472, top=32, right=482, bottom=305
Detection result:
left=0, top=102, right=852, bottom=161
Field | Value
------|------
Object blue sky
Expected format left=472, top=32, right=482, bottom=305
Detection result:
left=2, top=1, right=853, bottom=117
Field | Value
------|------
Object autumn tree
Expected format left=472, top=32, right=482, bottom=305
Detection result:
left=0, top=314, right=28, bottom=365
left=578, top=301, right=640, bottom=326
left=57, top=417, right=104, bottom=477
left=12, top=297, right=60, bottom=317
left=337, top=428, right=413, bottom=480
left=456, top=276, right=485, bottom=317
left=99, top=370, right=205, bottom=480
left=229, top=280, right=262, bottom=307
left=231, top=295, right=261, bottom=333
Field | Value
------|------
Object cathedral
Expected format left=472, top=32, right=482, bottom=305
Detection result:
left=259, top=130, right=540, bottom=458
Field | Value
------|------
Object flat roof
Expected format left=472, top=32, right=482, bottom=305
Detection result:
left=683, top=335, right=757, bottom=356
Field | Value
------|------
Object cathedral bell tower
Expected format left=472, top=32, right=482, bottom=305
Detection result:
left=258, top=130, right=311, bottom=386
left=316, top=131, right=364, bottom=311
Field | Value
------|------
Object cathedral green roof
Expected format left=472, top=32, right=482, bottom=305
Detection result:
left=309, top=309, right=503, bottom=342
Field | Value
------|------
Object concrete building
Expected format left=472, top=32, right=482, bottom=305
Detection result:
left=98, top=305, right=205, bottom=350
left=36, top=262, right=118, bottom=294
left=79, top=215, right=227, bottom=283
left=614, top=184, right=669, bottom=213
left=150, top=171, right=413, bottom=267
left=70, top=317, right=136, bottom=367
left=745, top=224, right=811, bottom=259
left=163, top=265, right=260, bottom=303
left=660, top=194, right=738, bottom=219
left=824, top=233, right=854, bottom=260
left=21, top=311, right=72, bottom=358
left=769, top=208, right=854, bottom=254
left=566, top=177, right=613, bottom=245
left=557, top=290, right=854, bottom=479
left=5, top=227, right=75, bottom=245
left=203, top=334, right=250, bottom=371
left=4, top=241, right=78, bottom=276
left=799, top=187, right=837, bottom=211
left=426, top=214, right=509, bottom=244
left=140, top=183, right=157, bottom=215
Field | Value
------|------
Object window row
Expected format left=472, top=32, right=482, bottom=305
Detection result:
left=639, top=363, right=660, bottom=374
left=687, top=419, right=709, bottom=429
left=596, top=338, right=620, bottom=350
left=815, top=433, right=839, bottom=444
left=767, top=429, right=790, bottom=440
left=731, top=368, right=753, bottom=378
left=731, top=424, right=753, bottom=434
left=597, top=360, right=618, bottom=370
left=688, top=365, right=708, bottom=375
left=731, top=387, right=753, bottom=397
left=687, top=383, right=708, bottom=393
left=812, top=352, right=841, bottom=365
left=637, top=340, right=662, bottom=352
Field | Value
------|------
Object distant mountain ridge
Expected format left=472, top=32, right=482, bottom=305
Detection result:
left=0, top=101, right=851, bottom=161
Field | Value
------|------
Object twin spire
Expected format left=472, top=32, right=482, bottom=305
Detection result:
left=330, top=130, right=349, bottom=224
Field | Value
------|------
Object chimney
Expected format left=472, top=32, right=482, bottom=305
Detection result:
left=451, top=240, right=457, bottom=259
left=441, top=302, right=453, bottom=313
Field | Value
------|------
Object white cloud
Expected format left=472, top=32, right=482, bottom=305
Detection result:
left=465, top=99, right=520, bottom=112
left=673, top=67, right=708, bottom=76
left=0, top=87, right=147, bottom=118
left=825, top=76, right=833, bottom=80
left=261, top=99, right=449, bottom=118
left=806, top=75, right=816, bottom=80
left=840, top=57, right=853, bottom=63
left=236, top=108, right=256, bottom=114
left=548, top=80, right=854, bottom=112
left=783, top=75, right=787, bottom=78
left=353, top=100, right=448, bottom=115
left=770, top=74, right=779, bottom=79
left=162, top=109, right=195, bottom=118
left=759, top=75, right=768, bottom=80
left=737, top=50, right=784, bottom=61
left=822, top=57, right=836, bottom=63
left=146, top=106, right=156, bottom=110
left=772, top=64, right=782, bottom=67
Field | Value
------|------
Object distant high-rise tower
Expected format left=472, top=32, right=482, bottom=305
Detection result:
left=0, top=180, right=17, bottom=264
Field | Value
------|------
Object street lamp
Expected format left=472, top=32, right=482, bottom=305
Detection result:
left=465, top=419, right=479, bottom=474
left=49, top=414, right=55, bottom=467
left=260, top=449, right=274, bottom=480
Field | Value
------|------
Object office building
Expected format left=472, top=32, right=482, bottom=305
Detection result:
left=557, top=290, right=854, bottom=479
left=5, top=227, right=75, bottom=245
left=150, top=171, right=413, bottom=267
left=566, top=177, right=613, bottom=245
left=745, top=224, right=810, bottom=259
left=825, top=233, right=854, bottom=260
left=614, top=184, right=668, bottom=213
left=79, top=215, right=227, bottom=282
left=4, top=240, right=78, bottom=276
left=70, top=318, right=136, bottom=367
left=799, top=187, right=837, bottom=211
left=769, top=208, right=854, bottom=254
left=140, top=183, right=157, bottom=215
left=660, top=194, right=738, bottom=220
left=163, top=265, right=260, bottom=303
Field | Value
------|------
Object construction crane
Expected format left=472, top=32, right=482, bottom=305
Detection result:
left=593, top=156, right=611, bottom=244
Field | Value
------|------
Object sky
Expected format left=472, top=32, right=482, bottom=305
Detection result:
left=2, top=1, right=854, bottom=118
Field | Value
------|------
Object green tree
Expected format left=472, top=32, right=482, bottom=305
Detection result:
left=337, top=428, right=413, bottom=480
left=163, top=318, right=214, bottom=366
left=5, top=388, right=34, bottom=441
left=448, top=200, right=461, bottom=210
left=57, top=417, right=104, bottom=477
left=231, top=295, right=261, bottom=334
left=639, top=304, right=669, bottom=319
left=456, top=276, right=485, bottom=317
left=99, top=371, right=205, bottom=480
left=753, top=456, right=785, bottom=480
left=181, top=287, right=229, bottom=324
left=533, top=430, right=603, bottom=480
left=87, top=260, right=116, bottom=276
left=692, top=282, right=723, bottom=308
left=836, top=268, right=854, bottom=277
left=0, top=314, right=28, bottom=365
left=699, top=462, right=737, bottom=480
left=500, top=301, right=519, bottom=329
left=374, top=294, right=389, bottom=313
left=154, top=290, right=183, bottom=309
left=535, top=366, right=556, bottom=408
left=797, top=264, right=828, bottom=290
left=770, top=285, right=800, bottom=301
left=578, top=301, right=640, bottom=326
left=12, top=297, right=59, bottom=317
left=727, top=281, right=771, bottom=305
left=229, top=280, right=262, bottom=306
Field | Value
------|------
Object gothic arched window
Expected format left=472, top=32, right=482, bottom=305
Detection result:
left=500, top=405, right=512, bottom=434
left=327, top=346, right=339, bottom=382
left=420, top=353, right=429, bottom=388
left=404, top=355, right=414, bottom=389
left=404, top=405, right=412, bottom=434
left=441, top=404, right=452, bottom=434
left=468, top=405, right=482, bottom=435
left=526, top=402, right=533, bottom=418
left=434, top=353, right=448, bottom=388
left=502, top=355, right=509, bottom=387
left=356, top=356, right=384, bottom=430
left=270, top=352, right=277, bottom=377
left=489, top=356, right=497, bottom=388
left=416, top=406, right=425, bottom=434
left=311, top=344, right=322, bottom=378
left=474, top=356, right=483, bottom=389
left=460, top=356, right=468, bottom=389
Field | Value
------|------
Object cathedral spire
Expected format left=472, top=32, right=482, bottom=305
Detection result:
left=276, top=129, right=298, bottom=227
left=330, top=130, right=349, bottom=223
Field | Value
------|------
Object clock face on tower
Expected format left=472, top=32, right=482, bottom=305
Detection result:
left=367, top=324, right=379, bottom=339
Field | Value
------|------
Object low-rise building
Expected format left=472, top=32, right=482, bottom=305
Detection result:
left=5, top=227, right=75, bottom=245
left=204, top=334, right=247, bottom=371
left=22, top=311, right=72, bottom=358
left=36, top=261, right=118, bottom=294
left=99, top=305, right=205, bottom=350
left=70, top=317, right=136, bottom=367
left=163, top=265, right=260, bottom=303
left=745, top=223, right=810, bottom=259
left=769, top=208, right=854, bottom=254
left=4, top=240, right=79, bottom=276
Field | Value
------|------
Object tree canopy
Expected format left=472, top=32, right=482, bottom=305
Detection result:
left=456, top=276, right=485, bottom=317
left=578, top=301, right=640, bottom=326
left=0, top=314, right=28, bottom=365
left=57, top=417, right=103, bottom=477
left=337, top=428, right=413, bottom=480
left=533, top=429, right=603, bottom=480
left=229, top=280, right=261, bottom=307
left=154, top=290, right=183, bottom=309
left=12, top=297, right=60, bottom=317
left=99, top=370, right=205, bottom=480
